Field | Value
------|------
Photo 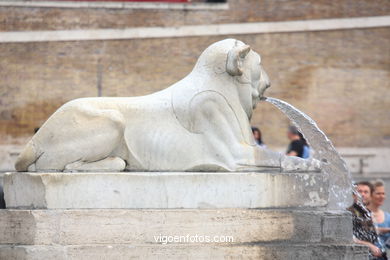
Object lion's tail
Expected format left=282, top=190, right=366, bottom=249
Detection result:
left=15, top=140, right=37, bottom=171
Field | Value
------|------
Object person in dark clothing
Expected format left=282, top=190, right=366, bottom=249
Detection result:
left=347, top=181, right=387, bottom=259
left=298, top=132, right=311, bottom=158
left=286, top=125, right=305, bottom=158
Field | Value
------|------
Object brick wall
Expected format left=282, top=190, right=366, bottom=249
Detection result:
left=1, top=27, right=389, bottom=148
left=0, top=0, right=389, bottom=150
left=1, top=0, right=389, bottom=31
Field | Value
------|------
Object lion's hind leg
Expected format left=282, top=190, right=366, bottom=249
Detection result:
left=64, top=157, right=126, bottom=172
left=34, top=107, right=127, bottom=172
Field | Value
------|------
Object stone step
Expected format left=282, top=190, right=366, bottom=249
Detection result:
left=3, top=171, right=328, bottom=209
left=0, top=209, right=352, bottom=245
left=0, top=244, right=368, bottom=260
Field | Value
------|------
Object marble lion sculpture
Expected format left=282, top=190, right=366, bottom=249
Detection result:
left=15, top=39, right=320, bottom=172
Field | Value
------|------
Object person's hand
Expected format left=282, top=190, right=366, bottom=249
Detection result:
left=368, top=244, right=382, bottom=257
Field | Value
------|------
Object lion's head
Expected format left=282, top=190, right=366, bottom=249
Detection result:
left=194, top=39, right=271, bottom=119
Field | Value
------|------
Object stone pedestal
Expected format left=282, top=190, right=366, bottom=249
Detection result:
left=4, top=171, right=328, bottom=209
left=0, top=172, right=368, bottom=259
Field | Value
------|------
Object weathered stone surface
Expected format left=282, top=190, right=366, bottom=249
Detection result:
left=322, top=211, right=353, bottom=243
left=0, top=245, right=65, bottom=260
left=4, top=171, right=328, bottom=209
left=0, top=244, right=368, bottom=260
left=0, top=207, right=364, bottom=259
left=0, top=209, right=352, bottom=245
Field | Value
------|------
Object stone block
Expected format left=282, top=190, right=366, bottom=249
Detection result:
left=322, top=210, right=353, bottom=243
left=3, top=171, right=328, bottom=209
left=0, top=209, right=346, bottom=245
left=0, top=244, right=368, bottom=260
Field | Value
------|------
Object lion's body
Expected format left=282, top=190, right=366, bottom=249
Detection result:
left=15, top=39, right=319, bottom=172
left=15, top=73, right=258, bottom=172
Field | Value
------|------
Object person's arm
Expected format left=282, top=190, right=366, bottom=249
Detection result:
left=353, top=238, right=382, bottom=257
left=287, top=151, right=298, bottom=156
left=377, top=227, right=390, bottom=234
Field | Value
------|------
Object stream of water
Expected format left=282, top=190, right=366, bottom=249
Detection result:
left=263, top=97, right=388, bottom=253
left=263, top=97, right=353, bottom=209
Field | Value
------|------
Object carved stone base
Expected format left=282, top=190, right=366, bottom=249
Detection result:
left=0, top=171, right=368, bottom=259
left=0, top=209, right=367, bottom=260
left=0, top=244, right=368, bottom=260
left=0, top=209, right=351, bottom=245
left=3, top=171, right=328, bottom=209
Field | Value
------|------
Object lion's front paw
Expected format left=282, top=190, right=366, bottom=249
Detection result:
left=281, top=156, right=321, bottom=172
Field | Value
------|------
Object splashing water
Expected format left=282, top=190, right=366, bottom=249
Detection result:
left=263, top=97, right=380, bottom=250
left=263, top=97, right=353, bottom=209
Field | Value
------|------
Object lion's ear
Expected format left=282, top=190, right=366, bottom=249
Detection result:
left=226, top=44, right=251, bottom=76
